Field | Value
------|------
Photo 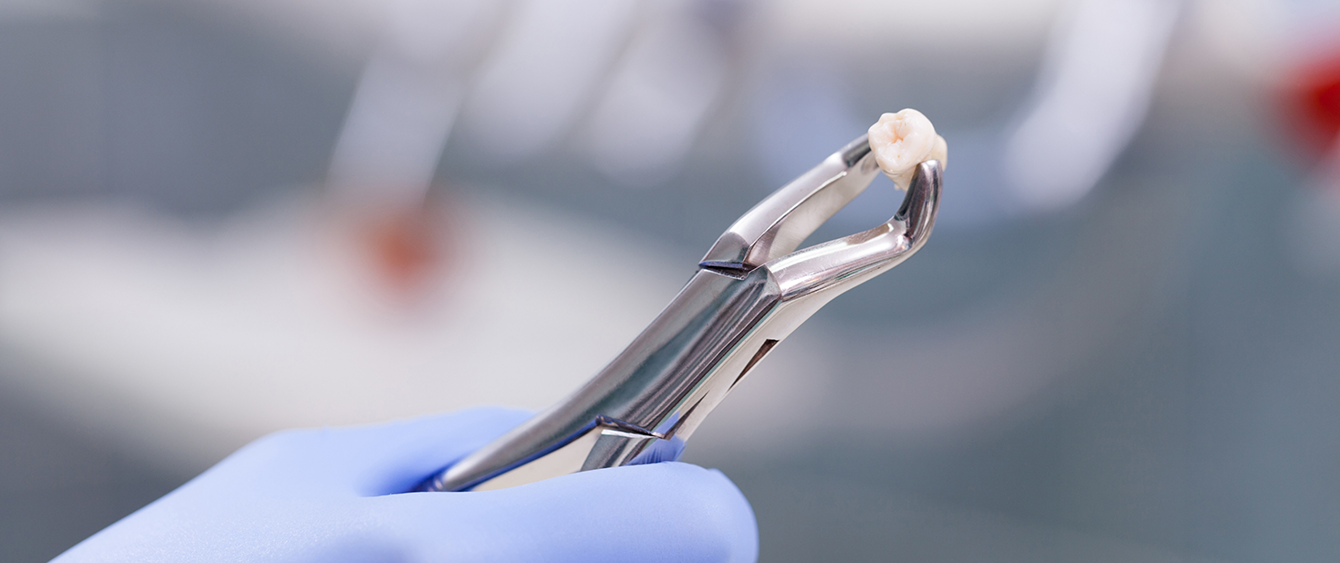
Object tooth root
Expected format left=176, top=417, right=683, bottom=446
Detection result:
left=929, top=135, right=948, bottom=171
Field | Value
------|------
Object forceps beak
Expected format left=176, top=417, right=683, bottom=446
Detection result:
left=702, top=135, right=882, bottom=273
left=897, top=159, right=940, bottom=245
left=704, top=134, right=942, bottom=295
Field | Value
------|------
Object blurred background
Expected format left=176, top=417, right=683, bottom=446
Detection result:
left=2, top=0, right=1339, bottom=560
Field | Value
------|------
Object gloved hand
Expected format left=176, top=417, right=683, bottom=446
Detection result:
left=53, top=408, right=758, bottom=562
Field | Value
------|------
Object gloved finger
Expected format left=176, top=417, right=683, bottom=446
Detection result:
left=340, top=407, right=532, bottom=495
left=367, top=462, right=759, bottom=563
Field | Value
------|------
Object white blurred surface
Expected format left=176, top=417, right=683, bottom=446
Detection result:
left=196, top=0, right=1069, bottom=61
left=1004, top=0, right=1179, bottom=212
left=0, top=193, right=843, bottom=469
left=583, top=7, right=728, bottom=184
left=461, top=0, right=640, bottom=159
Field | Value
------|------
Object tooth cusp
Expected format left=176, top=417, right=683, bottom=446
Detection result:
left=867, top=108, right=948, bottom=190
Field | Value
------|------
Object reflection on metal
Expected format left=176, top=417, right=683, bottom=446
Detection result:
left=419, top=135, right=942, bottom=492
left=734, top=338, right=779, bottom=390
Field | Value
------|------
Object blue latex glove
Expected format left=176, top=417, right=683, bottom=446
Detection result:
left=53, top=408, right=758, bottom=562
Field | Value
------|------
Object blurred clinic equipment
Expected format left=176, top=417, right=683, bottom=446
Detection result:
left=324, top=0, right=503, bottom=292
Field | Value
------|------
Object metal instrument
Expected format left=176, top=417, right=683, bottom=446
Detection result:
left=418, top=134, right=942, bottom=492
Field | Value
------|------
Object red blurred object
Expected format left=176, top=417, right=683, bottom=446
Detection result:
left=369, top=209, right=436, bottom=291
left=359, top=194, right=457, bottom=298
left=1283, top=45, right=1340, bottom=157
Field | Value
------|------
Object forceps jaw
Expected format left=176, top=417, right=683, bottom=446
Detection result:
left=700, top=135, right=882, bottom=272
left=766, top=159, right=941, bottom=301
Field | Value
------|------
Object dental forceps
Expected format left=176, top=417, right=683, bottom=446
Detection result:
left=419, top=134, right=942, bottom=492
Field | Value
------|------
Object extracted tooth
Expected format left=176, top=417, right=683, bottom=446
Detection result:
left=867, top=109, right=948, bottom=190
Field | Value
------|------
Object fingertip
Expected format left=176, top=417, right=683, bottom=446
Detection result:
left=535, top=462, right=759, bottom=562
left=650, top=463, right=759, bottom=563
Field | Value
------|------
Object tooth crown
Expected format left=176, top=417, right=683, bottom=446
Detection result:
left=867, top=108, right=948, bottom=190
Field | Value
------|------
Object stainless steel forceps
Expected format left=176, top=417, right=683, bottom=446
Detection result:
left=419, top=134, right=943, bottom=492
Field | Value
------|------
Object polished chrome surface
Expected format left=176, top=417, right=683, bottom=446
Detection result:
left=701, top=135, right=882, bottom=272
left=419, top=135, right=942, bottom=492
